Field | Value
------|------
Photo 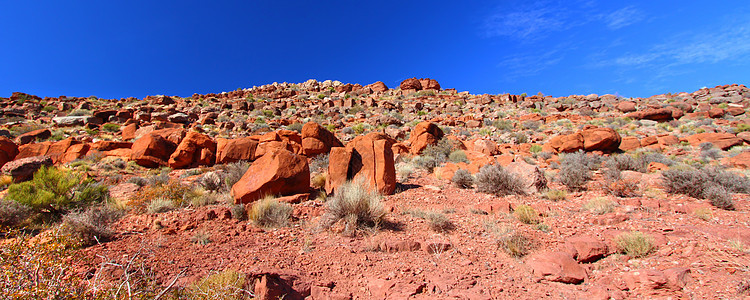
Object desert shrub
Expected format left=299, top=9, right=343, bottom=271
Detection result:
left=396, top=163, right=414, bottom=181
left=286, top=122, right=303, bottom=133
left=309, top=153, right=329, bottom=174
left=498, top=233, right=533, bottom=258
left=694, top=207, right=713, bottom=221
left=248, top=196, right=293, bottom=228
left=558, top=151, right=601, bottom=191
left=662, top=166, right=749, bottom=210
left=230, top=204, right=247, bottom=220
left=514, top=205, right=539, bottom=224
left=412, top=155, right=438, bottom=172
left=703, top=185, right=735, bottom=210
left=42, top=105, right=57, bottom=113
left=584, top=197, right=615, bottom=215
left=543, top=189, right=567, bottom=201
left=222, top=161, right=250, bottom=191
left=322, top=178, right=386, bottom=231
left=529, top=144, right=543, bottom=153
left=188, top=269, right=249, bottom=299
left=637, top=151, right=675, bottom=166
left=493, top=120, right=514, bottom=131
left=448, top=149, right=469, bottom=163
left=606, top=154, right=647, bottom=173
left=604, top=178, right=642, bottom=198
left=311, top=173, right=327, bottom=190
left=59, top=205, right=124, bottom=247
left=475, top=164, right=526, bottom=196
left=146, top=169, right=171, bottom=186
left=512, top=133, right=528, bottom=144
left=522, top=120, right=541, bottom=130
left=197, top=171, right=223, bottom=192
left=451, top=169, right=474, bottom=189
left=6, top=166, right=108, bottom=216
left=68, top=109, right=91, bottom=116
left=699, top=142, right=714, bottom=151
left=191, top=191, right=229, bottom=207
left=101, top=123, right=121, bottom=132
left=0, top=199, right=31, bottom=227
left=615, top=231, right=655, bottom=258
left=425, top=212, right=454, bottom=233
left=422, top=138, right=458, bottom=164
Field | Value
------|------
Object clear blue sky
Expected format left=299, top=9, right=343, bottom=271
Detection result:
left=1, top=1, right=748, bottom=99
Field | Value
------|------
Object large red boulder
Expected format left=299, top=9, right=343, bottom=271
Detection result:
left=399, top=78, right=422, bottom=91
left=419, top=78, right=441, bottom=90
left=301, top=122, right=343, bottom=157
left=366, top=81, right=389, bottom=93
left=168, top=131, right=216, bottom=169
left=231, top=149, right=310, bottom=204
left=326, top=133, right=397, bottom=195
left=16, top=129, right=51, bottom=145
left=130, top=134, right=177, bottom=168
left=581, top=127, right=621, bottom=152
left=626, top=108, right=674, bottom=121
left=565, top=236, right=609, bottom=263
left=407, top=122, right=444, bottom=155
left=216, top=137, right=258, bottom=164
left=0, top=137, right=19, bottom=168
left=546, top=133, right=584, bottom=153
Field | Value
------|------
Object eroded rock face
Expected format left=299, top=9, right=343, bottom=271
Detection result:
left=0, top=137, right=19, bottom=168
left=326, top=133, right=397, bottom=195
left=681, top=132, right=743, bottom=150
left=231, top=149, right=310, bottom=204
left=168, top=131, right=216, bottom=169
left=1, top=155, right=53, bottom=183
left=546, top=127, right=621, bottom=153
left=626, top=108, right=674, bottom=121
left=408, top=122, right=444, bottom=155
left=399, top=78, right=422, bottom=90
left=527, top=251, right=587, bottom=284
left=301, top=122, right=343, bottom=157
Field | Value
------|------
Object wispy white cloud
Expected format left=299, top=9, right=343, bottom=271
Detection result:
left=482, top=2, right=645, bottom=40
left=497, top=47, right=567, bottom=80
left=602, top=6, right=643, bottom=30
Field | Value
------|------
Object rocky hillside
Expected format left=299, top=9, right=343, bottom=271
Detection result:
left=0, top=78, right=749, bottom=299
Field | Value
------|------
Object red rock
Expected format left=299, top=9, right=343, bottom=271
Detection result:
left=707, top=107, right=725, bottom=118
left=366, top=81, right=388, bottom=93
left=626, top=108, right=673, bottom=121
left=1, top=155, right=53, bottom=183
left=407, top=122, right=444, bottom=155
left=581, top=127, right=621, bottom=152
left=0, top=137, right=19, bottom=168
left=399, top=78, right=422, bottom=90
left=216, top=137, right=258, bottom=164
left=729, top=151, right=750, bottom=168
left=505, top=161, right=547, bottom=193
left=727, top=107, right=745, bottom=116
left=130, top=134, right=178, bottom=168
left=419, top=78, right=441, bottom=90
left=346, top=133, right=396, bottom=195
left=622, top=269, right=668, bottom=290
left=656, top=134, right=679, bottom=146
left=663, top=267, right=691, bottom=290
left=149, top=128, right=186, bottom=145
left=90, top=141, right=133, bottom=151
left=616, top=101, right=636, bottom=112
left=326, top=147, right=352, bottom=195
left=647, top=162, right=669, bottom=172
left=16, top=142, right=52, bottom=160
left=168, top=131, right=216, bottom=169
left=472, top=139, right=498, bottom=155
left=546, top=133, right=584, bottom=153
left=378, top=240, right=421, bottom=253
left=231, top=149, right=310, bottom=204
left=16, top=128, right=51, bottom=145
left=619, top=136, right=641, bottom=152
left=681, top=132, right=743, bottom=150
left=121, top=123, right=137, bottom=140
left=527, top=251, right=587, bottom=284
left=301, top=122, right=343, bottom=157
left=566, top=236, right=608, bottom=263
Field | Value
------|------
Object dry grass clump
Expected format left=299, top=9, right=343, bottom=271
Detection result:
left=230, top=204, right=247, bottom=220
left=322, top=178, right=386, bottom=231
left=498, top=233, right=533, bottom=258
left=424, top=212, right=454, bottom=233
left=583, top=197, right=615, bottom=215
left=451, top=169, right=474, bottom=189
left=0, top=198, right=31, bottom=227
left=694, top=207, right=713, bottom=221
left=188, top=269, right=250, bottom=299
left=603, top=178, right=642, bottom=198
left=311, top=172, right=327, bottom=190
left=543, top=189, right=567, bottom=201
left=191, top=230, right=211, bottom=245
left=615, top=231, right=655, bottom=258
left=475, top=164, right=526, bottom=196
left=514, top=205, right=539, bottom=224
left=248, top=196, right=293, bottom=228
left=129, top=179, right=198, bottom=213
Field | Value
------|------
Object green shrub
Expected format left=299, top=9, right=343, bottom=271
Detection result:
left=6, top=167, right=108, bottom=215
left=101, top=123, right=121, bottom=132
left=423, top=138, right=458, bottom=164
left=413, top=155, right=438, bottom=172
left=615, top=231, right=655, bottom=258
left=68, top=109, right=91, bottom=116
left=529, top=144, right=543, bottom=153
left=322, top=178, right=386, bottom=231
left=448, top=149, right=469, bottom=163
left=42, top=106, right=57, bottom=113
left=451, top=169, right=474, bottom=189
left=248, top=196, right=293, bottom=228
left=475, top=164, right=526, bottom=196
left=286, top=122, right=303, bottom=132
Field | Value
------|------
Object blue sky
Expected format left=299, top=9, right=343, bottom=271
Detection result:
left=1, top=1, right=748, bottom=99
